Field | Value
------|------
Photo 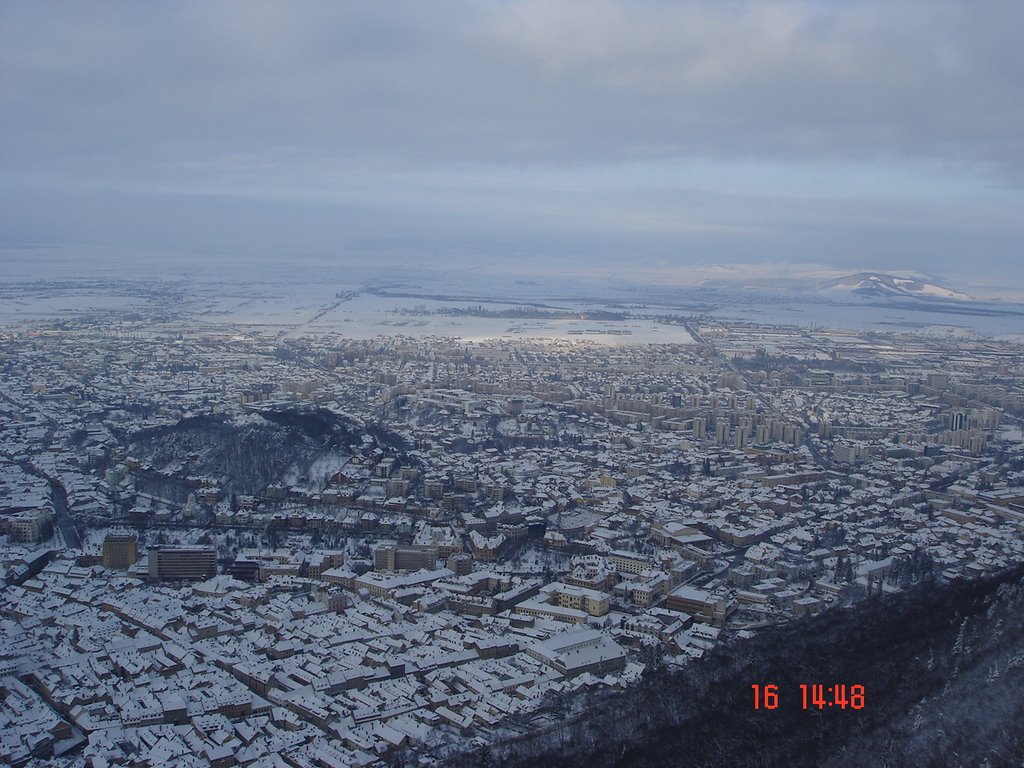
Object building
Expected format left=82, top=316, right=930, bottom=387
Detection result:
left=148, top=546, right=216, bottom=581
left=608, top=550, right=652, bottom=576
left=666, top=584, right=732, bottom=625
left=525, top=628, right=627, bottom=677
left=950, top=409, right=967, bottom=431
left=307, top=550, right=345, bottom=578
left=515, top=599, right=589, bottom=625
left=412, top=525, right=463, bottom=558
left=102, top=533, right=138, bottom=570
left=807, top=369, right=835, bottom=388
left=446, top=552, right=473, bottom=575
left=230, top=558, right=261, bottom=582
left=540, top=582, right=610, bottom=617
left=650, top=521, right=713, bottom=551
left=374, top=544, right=437, bottom=572
left=353, top=568, right=450, bottom=599
left=467, top=531, right=506, bottom=562
left=7, top=510, right=53, bottom=543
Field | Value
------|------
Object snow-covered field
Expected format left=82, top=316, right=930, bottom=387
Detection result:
left=0, top=277, right=698, bottom=344
left=0, top=291, right=155, bottom=319
left=1, top=268, right=1021, bottom=341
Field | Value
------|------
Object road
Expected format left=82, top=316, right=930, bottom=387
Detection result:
left=0, top=386, right=81, bottom=549
left=48, top=476, right=81, bottom=549
left=803, top=435, right=834, bottom=471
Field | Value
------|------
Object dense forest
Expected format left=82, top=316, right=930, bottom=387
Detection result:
left=449, top=566, right=1024, bottom=768
left=129, top=409, right=370, bottom=495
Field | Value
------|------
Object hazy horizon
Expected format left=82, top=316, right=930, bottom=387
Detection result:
left=2, top=1, right=1023, bottom=289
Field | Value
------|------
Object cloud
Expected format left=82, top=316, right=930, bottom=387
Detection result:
left=5, top=1, right=1023, bottom=171
left=1, top=1, right=1022, bottom=283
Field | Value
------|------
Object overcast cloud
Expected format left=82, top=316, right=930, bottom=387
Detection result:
left=2, top=1, right=1022, bottom=286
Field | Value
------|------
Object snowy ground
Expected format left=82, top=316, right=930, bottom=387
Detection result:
left=1, top=267, right=1021, bottom=340
left=0, top=277, right=698, bottom=344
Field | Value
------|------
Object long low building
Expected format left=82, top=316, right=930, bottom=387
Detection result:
left=666, top=584, right=733, bottom=625
left=538, top=582, right=610, bottom=616
left=515, top=599, right=589, bottom=625
left=525, top=628, right=627, bottom=677
left=148, top=546, right=216, bottom=581
left=352, top=568, right=451, bottom=599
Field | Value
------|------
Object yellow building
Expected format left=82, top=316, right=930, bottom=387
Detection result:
left=103, top=533, right=139, bottom=569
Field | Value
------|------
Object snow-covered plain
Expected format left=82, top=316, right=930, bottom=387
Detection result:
left=0, top=277, right=698, bottom=344
left=1, top=266, right=1021, bottom=341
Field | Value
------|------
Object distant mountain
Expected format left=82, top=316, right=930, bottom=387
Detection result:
left=817, top=272, right=971, bottom=301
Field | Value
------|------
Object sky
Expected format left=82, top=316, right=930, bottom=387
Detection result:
left=2, top=1, right=1023, bottom=290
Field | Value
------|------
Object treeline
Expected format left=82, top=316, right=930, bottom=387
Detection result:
left=130, top=408, right=373, bottom=495
left=445, top=566, right=1024, bottom=768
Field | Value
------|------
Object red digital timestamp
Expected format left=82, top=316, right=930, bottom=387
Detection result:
left=752, top=684, right=865, bottom=710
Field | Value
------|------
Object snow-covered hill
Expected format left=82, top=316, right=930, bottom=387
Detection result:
left=817, top=272, right=971, bottom=301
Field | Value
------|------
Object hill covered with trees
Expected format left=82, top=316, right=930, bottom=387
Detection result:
left=456, top=566, right=1024, bottom=768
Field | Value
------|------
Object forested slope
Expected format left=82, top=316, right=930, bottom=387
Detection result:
left=462, top=567, right=1024, bottom=768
